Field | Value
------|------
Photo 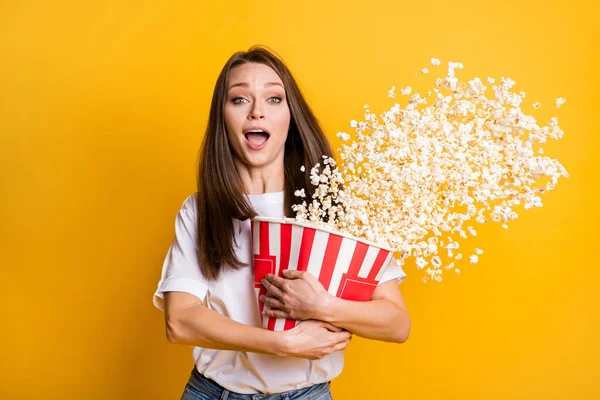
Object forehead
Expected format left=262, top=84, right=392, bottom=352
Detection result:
left=227, top=63, right=284, bottom=89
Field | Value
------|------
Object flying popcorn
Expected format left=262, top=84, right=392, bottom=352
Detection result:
left=336, top=132, right=351, bottom=141
left=292, top=59, right=569, bottom=283
left=388, top=86, right=396, bottom=98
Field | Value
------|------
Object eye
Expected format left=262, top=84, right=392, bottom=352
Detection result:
left=269, top=96, right=283, bottom=103
left=232, top=97, right=248, bottom=104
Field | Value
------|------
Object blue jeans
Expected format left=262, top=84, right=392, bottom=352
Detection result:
left=181, top=366, right=333, bottom=400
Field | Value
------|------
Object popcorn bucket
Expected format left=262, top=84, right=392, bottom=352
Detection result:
left=251, top=217, right=396, bottom=331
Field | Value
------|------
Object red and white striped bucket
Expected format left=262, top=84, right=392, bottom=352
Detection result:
left=251, top=217, right=396, bottom=331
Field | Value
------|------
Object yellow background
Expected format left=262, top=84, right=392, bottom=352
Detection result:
left=1, top=0, right=598, bottom=398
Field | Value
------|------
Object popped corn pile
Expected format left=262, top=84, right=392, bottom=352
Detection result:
left=292, top=59, right=569, bottom=282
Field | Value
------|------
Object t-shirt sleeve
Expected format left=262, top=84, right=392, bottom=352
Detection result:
left=153, top=194, right=209, bottom=312
left=377, top=255, right=407, bottom=286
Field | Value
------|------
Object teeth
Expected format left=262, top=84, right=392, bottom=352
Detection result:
left=246, top=129, right=266, bottom=133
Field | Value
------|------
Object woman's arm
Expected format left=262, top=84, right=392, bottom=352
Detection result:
left=261, top=271, right=410, bottom=343
left=163, top=291, right=352, bottom=360
left=322, top=280, right=410, bottom=343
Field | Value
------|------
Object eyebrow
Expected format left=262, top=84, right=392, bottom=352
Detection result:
left=227, top=82, right=284, bottom=91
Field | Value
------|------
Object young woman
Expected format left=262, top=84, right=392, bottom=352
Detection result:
left=153, top=45, right=410, bottom=400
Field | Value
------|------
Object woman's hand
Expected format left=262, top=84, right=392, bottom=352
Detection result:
left=279, top=320, right=352, bottom=360
left=261, top=270, right=334, bottom=321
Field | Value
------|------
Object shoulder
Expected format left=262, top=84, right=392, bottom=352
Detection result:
left=180, top=192, right=199, bottom=216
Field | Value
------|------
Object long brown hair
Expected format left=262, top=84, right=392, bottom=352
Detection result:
left=196, top=45, right=334, bottom=280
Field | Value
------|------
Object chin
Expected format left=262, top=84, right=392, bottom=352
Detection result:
left=241, top=151, right=282, bottom=169
left=245, top=157, right=274, bottom=168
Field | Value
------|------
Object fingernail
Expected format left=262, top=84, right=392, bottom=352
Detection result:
left=259, top=295, right=264, bottom=301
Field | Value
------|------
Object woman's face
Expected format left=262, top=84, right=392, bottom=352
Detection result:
left=224, top=62, right=291, bottom=170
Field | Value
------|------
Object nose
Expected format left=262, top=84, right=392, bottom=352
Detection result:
left=248, top=102, right=265, bottom=120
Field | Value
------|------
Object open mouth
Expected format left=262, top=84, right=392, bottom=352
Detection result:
left=244, top=130, right=270, bottom=149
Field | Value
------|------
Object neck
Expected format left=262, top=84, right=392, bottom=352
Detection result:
left=234, top=155, right=285, bottom=195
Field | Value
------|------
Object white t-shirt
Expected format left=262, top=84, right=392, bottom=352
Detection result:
left=153, top=191, right=407, bottom=394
